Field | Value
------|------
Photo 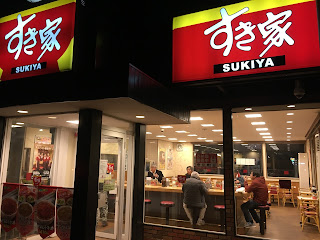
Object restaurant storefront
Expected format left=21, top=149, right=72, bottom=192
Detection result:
left=0, top=0, right=320, bottom=240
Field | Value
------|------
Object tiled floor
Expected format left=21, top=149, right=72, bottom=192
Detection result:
left=240, top=204, right=320, bottom=240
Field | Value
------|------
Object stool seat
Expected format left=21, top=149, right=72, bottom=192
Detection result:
left=160, top=201, right=175, bottom=207
left=144, top=199, right=151, bottom=204
left=214, top=205, right=225, bottom=210
left=258, top=205, right=270, bottom=210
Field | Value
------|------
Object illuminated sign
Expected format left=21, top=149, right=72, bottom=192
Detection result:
left=0, top=0, right=76, bottom=81
left=172, top=0, right=320, bottom=83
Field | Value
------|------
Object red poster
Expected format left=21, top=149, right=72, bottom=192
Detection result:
left=107, top=163, right=114, bottom=173
left=36, top=186, right=57, bottom=238
left=173, top=0, right=320, bottom=83
left=56, top=188, right=73, bottom=240
left=1, top=183, right=19, bottom=232
left=177, top=175, right=187, bottom=183
left=16, top=185, right=37, bottom=236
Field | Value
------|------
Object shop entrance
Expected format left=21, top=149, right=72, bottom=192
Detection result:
left=96, top=128, right=133, bottom=240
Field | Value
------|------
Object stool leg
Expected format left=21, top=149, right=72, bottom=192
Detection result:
left=166, top=207, right=170, bottom=225
left=220, top=210, right=225, bottom=231
left=260, top=210, right=266, bottom=235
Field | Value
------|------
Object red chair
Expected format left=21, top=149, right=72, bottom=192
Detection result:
left=214, top=205, right=225, bottom=231
left=160, top=201, right=175, bottom=225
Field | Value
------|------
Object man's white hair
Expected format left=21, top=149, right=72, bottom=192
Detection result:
left=191, top=171, right=200, bottom=179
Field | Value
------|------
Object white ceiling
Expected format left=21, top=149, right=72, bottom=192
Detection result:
left=146, top=108, right=320, bottom=144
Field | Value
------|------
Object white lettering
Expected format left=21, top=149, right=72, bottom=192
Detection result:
left=255, top=59, right=265, bottom=68
left=24, top=65, right=30, bottom=72
left=265, top=58, right=274, bottom=67
left=33, top=64, right=37, bottom=70
left=240, top=61, right=250, bottom=70
left=251, top=60, right=255, bottom=69
left=36, top=63, right=41, bottom=70
left=231, top=62, right=239, bottom=71
left=16, top=67, right=20, bottom=73
left=223, top=64, right=230, bottom=72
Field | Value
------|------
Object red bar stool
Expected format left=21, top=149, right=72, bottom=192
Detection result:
left=214, top=205, right=225, bottom=231
left=160, top=201, right=175, bottom=225
left=258, top=205, right=270, bottom=235
left=144, top=199, right=152, bottom=204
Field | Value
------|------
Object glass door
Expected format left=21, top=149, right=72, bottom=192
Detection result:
left=96, top=128, right=133, bottom=240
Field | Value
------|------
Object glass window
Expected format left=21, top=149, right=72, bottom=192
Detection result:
left=144, top=110, right=225, bottom=232
left=266, top=143, right=304, bottom=178
left=1, top=113, right=78, bottom=239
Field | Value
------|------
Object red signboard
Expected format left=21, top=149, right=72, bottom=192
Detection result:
left=0, top=0, right=76, bottom=81
left=172, top=0, right=320, bottom=83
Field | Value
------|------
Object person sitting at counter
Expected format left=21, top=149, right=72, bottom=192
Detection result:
left=185, top=166, right=193, bottom=178
left=147, top=164, right=164, bottom=183
left=234, top=171, right=245, bottom=187
left=241, top=171, right=268, bottom=228
left=182, top=171, right=208, bottom=226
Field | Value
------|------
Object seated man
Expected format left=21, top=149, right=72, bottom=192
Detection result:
left=241, top=171, right=268, bottom=227
left=182, top=171, right=208, bottom=226
left=147, top=164, right=164, bottom=183
left=234, top=171, right=245, bottom=187
left=185, top=166, right=193, bottom=178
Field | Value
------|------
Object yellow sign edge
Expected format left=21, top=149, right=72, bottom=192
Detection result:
left=173, top=0, right=314, bottom=30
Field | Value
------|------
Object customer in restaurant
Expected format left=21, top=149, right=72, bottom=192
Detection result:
left=182, top=171, right=208, bottom=226
left=185, top=166, right=193, bottom=178
left=234, top=170, right=245, bottom=187
left=241, top=171, right=268, bottom=227
left=147, top=163, right=164, bottom=183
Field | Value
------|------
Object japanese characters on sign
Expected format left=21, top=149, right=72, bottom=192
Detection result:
left=0, top=0, right=76, bottom=81
left=172, top=0, right=320, bottom=83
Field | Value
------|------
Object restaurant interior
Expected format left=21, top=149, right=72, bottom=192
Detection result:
left=144, top=103, right=320, bottom=240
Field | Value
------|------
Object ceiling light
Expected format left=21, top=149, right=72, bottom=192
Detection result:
left=212, top=129, right=223, bottom=132
left=136, top=115, right=145, bottom=119
left=160, top=126, right=173, bottom=129
left=48, top=116, right=57, bottom=119
left=17, top=110, right=28, bottom=114
left=287, top=121, right=293, bottom=123
left=234, top=139, right=241, bottom=142
left=16, top=122, right=24, bottom=125
left=218, top=144, right=223, bottom=145
left=190, top=117, right=203, bottom=121
left=233, top=137, right=237, bottom=139
left=205, top=140, right=214, bottom=142
left=201, top=124, right=214, bottom=127
left=259, top=133, right=271, bottom=135
left=220, top=134, right=223, bottom=136
left=287, top=105, right=295, bottom=108
left=287, top=139, right=291, bottom=141
left=241, top=144, right=248, bottom=145
left=265, top=139, right=274, bottom=141
left=287, top=136, right=291, bottom=138
left=262, top=136, right=273, bottom=138
left=251, top=122, right=266, bottom=125
left=188, top=134, right=197, bottom=136
left=256, top=128, right=268, bottom=131
left=245, top=108, right=252, bottom=111
left=146, top=132, right=152, bottom=134
left=156, top=135, right=166, bottom=138
left=168, top=138, right=177, bottom=141
left=66, top=120, right=79, bottom=124
left=269, top=144, right=276, bottom=146
left=245, top=114, right=262, bottom=118
left=287, top=133, right=292, bottom=135
left=39, top=129, right=43, bottom=132
left=178, top=140, right=186, bottom=142
left=176, top=130, right=187, bottom=133
left=287, top=113, right=294, bottom=116
left=194, top=144, right=201, bottom=146
left=12, top=125, right=23, bottom=128
left=197, top=137, right=207, bottom=140
left=287, top=128, right=292, bottom=130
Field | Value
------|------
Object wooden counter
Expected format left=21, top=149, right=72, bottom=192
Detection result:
left=145, top=185, right=224, bottom=196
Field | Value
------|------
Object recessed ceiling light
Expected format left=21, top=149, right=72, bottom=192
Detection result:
left=245, top=114, right=262, bottom=118
left=136, top=115, right=145, bottom=119
left=234, top=139, right=241, bottom=142
left=194, top=144, right=201, bottom=146
left=146, top=132, right=152, bottom=134
left=17, top=110, right=28, bottom=114
left=190, top=117, right=203, bottom=121
left=220, top=134, right=223, bottom=136
left=212, top=129, right=223, bottom=132
left=287, top=139, right=291, bottom=141
left=287, top=133, right=292, bottom=135
left=66, top=120, right=79, bottom=124
left=178, top=140, right=186, bottom=142
left=16, top=122, right=24, bottom=125
left=218, top=143, right=223, bottom=145
left=287, top=113, right=294, bottom=116
left=176, top=130, right=187, bottom=133
left=286, top=128, right=292, bottom=130
left=39, top=129, right=43, bottom=132
left=265, top=139, right=274, bottom=141
left=187, top=134, right=197, bottom=136
left=205, top=140, right=214, bottom=142
left=287, top=105, right=295, bottom=108
left=259, top=133, right=271, bottom=135
left=168, top=138, right=177, bottom=140
left=241, top=144, right=248, bottom=145
left=256, top=128, right=268, bottom=131
left=262, top=136, right=273, bottom=138
left=287, top=136, right=291, bottom=138
left=160, top=126, right=173, bottom=129
left=197, top=137, right=207, bottom=140
left=269, top=144, right=276, bottom=146
left=201, top=124, right=214, bottom=127
left=233, top=137, right=237, bottom=139
left=287, top=121, right=293, bottom=123
left=251, top=122, right=266, bottom=125
left=245, top=108, right=252, bottom=111
left=11, top=125, right=23, bottom=128
left=156, top=135, right=166, bottom=138
left=48, top=116, right=57, bottom=119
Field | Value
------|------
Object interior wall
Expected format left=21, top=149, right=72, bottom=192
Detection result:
left=65, top=129, right=77, bottom=187
left=101, top=142, right=119, bottom=155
